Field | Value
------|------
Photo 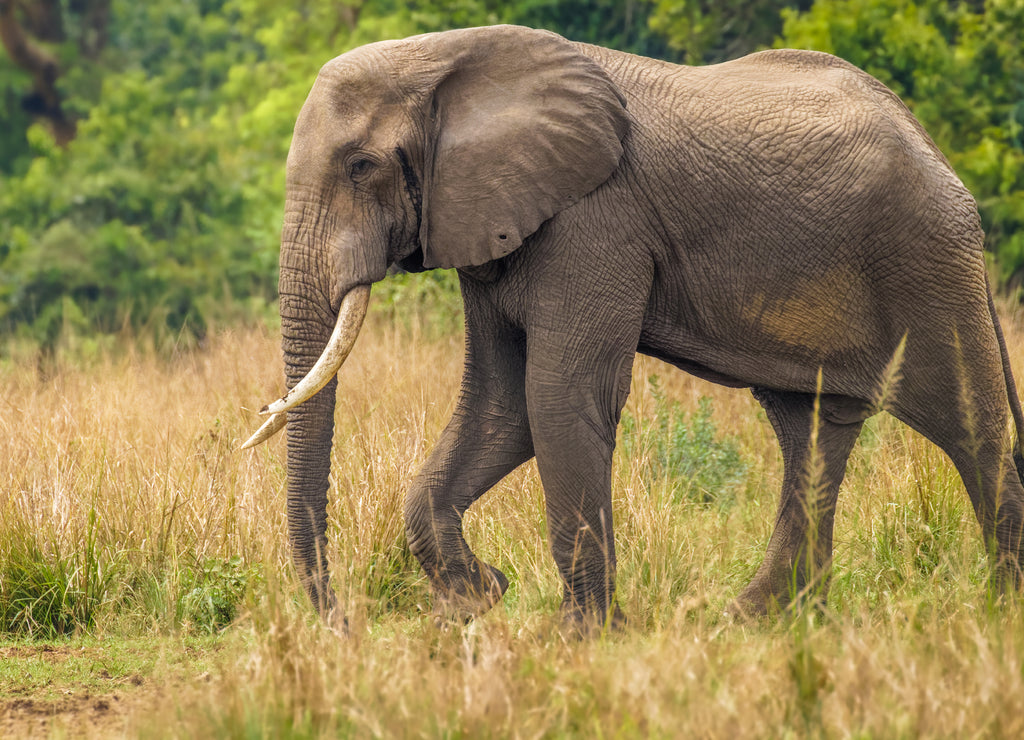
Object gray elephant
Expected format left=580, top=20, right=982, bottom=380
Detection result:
left=244, top=25, right=1024, bottom=627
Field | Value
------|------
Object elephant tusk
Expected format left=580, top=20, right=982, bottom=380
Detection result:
left=260, top=284, right=370, bottom=417
left=240, top=411, right=286, bottom=450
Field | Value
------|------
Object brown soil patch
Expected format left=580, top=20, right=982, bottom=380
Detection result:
left=1, top=694, right=132, bottom=739
left=0, top=645, right=155, bottom=739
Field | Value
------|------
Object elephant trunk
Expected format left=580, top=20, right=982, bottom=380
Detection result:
left=284, top=370, right=338, bottom=616
left=252, top=277, right=369, bottom=619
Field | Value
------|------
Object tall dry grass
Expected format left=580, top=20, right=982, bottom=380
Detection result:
left=3, top=300, right=1024, bottom=737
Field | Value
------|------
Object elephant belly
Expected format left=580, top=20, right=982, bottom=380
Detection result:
left=635, top=343, right=751, bottom=388
left=637, top=264, right=885, bottom=397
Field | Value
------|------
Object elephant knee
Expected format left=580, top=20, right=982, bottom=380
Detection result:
left=403, top=484, right=438, bottom=560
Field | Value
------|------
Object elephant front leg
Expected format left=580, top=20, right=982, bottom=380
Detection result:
left=404, top=315, right=534, bottom=621
left=405, top=408, right=533, bottom=620
left=526, top=352, right=636, bottom=631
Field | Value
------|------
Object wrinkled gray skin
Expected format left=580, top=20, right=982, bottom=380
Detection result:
left=274, top=25, right=1024, bottom=627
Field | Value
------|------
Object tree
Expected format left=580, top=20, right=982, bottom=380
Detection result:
left=650, top=0, right=813, bottom=63
left=0, top=0, right=110, bottom=149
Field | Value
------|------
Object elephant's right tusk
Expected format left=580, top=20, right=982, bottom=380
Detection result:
left=240, top=411, right=286, bottom=450
left=260, top=284, right=371, bottom=417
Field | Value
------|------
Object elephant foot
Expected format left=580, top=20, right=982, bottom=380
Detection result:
left=325, top=605, right=350, bottom=637
left=726, top=567, right=828, bottom=622
left=558, top=600, right=626, bottom=639
left=725, top=580, right=789, bottom=621
left=431, top=562, right=509, bottom=623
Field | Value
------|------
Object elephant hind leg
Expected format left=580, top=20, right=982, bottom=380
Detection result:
left=730, top=389, right=867, bottom=618
left=888, top=346, right=1024, bottom=586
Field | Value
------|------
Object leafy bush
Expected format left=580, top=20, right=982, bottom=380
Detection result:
left=372, top=269, right=463, bottom=336
left=0, top=0, right=285, bottom=347
left=619, top=379, right=748, bottom=506
left=180, top=556, right=262, bottom=633
left=650, top=0, right=812, bottom=64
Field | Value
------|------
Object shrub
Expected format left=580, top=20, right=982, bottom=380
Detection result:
left=619, top=378, right=748, bottom=506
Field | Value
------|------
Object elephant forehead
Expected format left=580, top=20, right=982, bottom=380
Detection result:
left=290, top=68, right=408, bottom=164
left=295, top=91, right=402, bottom=140
left=307, top=63, right=403, bottom=123
left=318, top=41, right=413, bottom=100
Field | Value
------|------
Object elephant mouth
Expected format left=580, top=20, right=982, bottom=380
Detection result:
left=241, top=284, right=371, bottom=449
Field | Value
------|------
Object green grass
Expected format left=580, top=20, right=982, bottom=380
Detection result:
left=3, top=306, right=1024, bottom=736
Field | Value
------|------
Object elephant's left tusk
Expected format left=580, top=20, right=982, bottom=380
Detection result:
left=260, top=284, right=370, bottom=417
left=240, top=412, right=286, bottom=450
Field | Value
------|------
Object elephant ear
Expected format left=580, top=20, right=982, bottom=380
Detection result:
left=420, top=26, right=629, bottom=269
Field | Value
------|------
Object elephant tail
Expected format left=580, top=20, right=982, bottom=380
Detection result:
left=988, top=285, right=1024, bottom=481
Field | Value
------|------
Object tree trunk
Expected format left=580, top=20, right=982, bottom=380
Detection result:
left=0, top=0, right=110, bottom=146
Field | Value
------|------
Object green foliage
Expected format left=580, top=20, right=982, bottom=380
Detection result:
left=0, top=56, right=35, bottom=176
left=619, top=378, right=748, bottom=505
left=491, top=0, right=670, bottom=57
left=650, top=0, right=811, bottom=63
left=1, top=0, right=285, bottom=346
left=180, top=556, right=262, bottom=633
left=371, top=269, right=463, bottom=336
left=2, top=0, right=1024, bottom=346
left=372, top=0, right=667, bottom=55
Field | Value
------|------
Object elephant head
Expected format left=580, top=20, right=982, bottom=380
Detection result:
left=244, top=25, right=630, bottom=617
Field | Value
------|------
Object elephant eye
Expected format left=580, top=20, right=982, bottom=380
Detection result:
left=348, top=157, right=376, bottom=182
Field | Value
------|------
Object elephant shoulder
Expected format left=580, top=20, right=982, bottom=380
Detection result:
left=717, top=49, right=882, bottom=98
left=739, top=48, right=860, bottom=74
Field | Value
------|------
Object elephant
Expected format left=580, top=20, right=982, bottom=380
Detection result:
left=244, top=24, right=1024, bottom=628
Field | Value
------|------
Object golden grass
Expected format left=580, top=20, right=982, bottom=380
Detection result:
left=4, top=302, right=1024, bottom=737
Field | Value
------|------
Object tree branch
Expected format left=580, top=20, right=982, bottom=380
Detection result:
left=0, top=0, right=76, bottom=145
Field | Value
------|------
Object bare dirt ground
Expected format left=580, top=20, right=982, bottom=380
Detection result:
left=0, top=644, right=163, bottom=739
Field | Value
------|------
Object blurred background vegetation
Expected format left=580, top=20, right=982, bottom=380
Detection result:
left=1, top=0, right=1021, bottom=349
